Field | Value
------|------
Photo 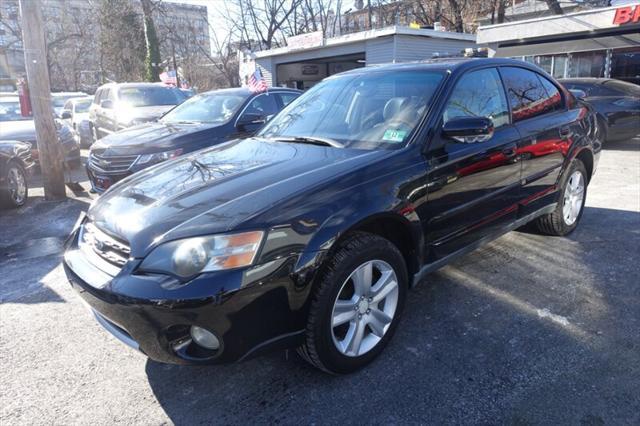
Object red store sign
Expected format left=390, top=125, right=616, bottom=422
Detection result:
left=613, top=4, right=640, bottom=25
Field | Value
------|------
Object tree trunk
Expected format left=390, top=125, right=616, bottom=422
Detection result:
left=544, top=0, right=563, bottom=15
left=447, top=0, right=464, bottom=32
left=498, top=0, right=506, bottom=23
left=141, top=0, right=161, bottom=82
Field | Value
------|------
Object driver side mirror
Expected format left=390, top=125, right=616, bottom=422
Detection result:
left=236, top=113, right=266, bottom=131
left=61, top=111, right=72, bottom=119
left=442, top=117, right=494, bottom=144
left=100, top=99, right=113, bottom=109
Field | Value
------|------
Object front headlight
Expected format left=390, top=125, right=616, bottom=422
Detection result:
left=135, top=148, right=183, bottom=166
left=139, top=231, right=264, bottom=278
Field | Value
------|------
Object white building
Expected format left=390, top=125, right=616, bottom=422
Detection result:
left=476, top=4, right=640, bottom=85
left=240, top=26, right=477, bottom=90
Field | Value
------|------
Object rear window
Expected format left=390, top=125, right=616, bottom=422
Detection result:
left=501, top=67, right=562, bottom=122
left=603, top=80, right=640, bottom=97
left=117, top=86, right=185, bottom=107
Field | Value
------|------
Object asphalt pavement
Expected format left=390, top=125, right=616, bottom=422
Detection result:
left=1, top=141, right=639, bottom=425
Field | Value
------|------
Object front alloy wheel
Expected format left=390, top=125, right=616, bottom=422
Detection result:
left=331, top=260, right=399, bottom=357
left=1, top=162, right=28, bottom=208
left=299, top=232, right=407, bottom=374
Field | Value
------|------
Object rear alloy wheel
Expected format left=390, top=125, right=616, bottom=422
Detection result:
left=534, top=159, right=587, bottom=236
left=1, top=162, right=28, bottom=208
left=298, top=232, right=407, bottom=374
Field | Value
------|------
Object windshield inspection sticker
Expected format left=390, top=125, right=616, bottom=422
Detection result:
left=382, top=129, right=407, bottom=143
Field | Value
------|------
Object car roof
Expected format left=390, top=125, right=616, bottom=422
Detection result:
left=198, top=87, right=302, bottom=97
left=52, top=92, right=88, bottom=96
left=97, top=82, right=180, bottom=90
left=336, top=57, right=538, bottom=77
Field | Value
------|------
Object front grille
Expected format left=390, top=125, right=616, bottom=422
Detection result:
left=79, top=222, right=131, bottom=273
left=89, top=152, right=139, bottom=174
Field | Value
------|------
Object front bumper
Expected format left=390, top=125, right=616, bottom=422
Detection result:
left=63, top=224, right=309, bottom=364
left=85, top=165, right=130, bottom=193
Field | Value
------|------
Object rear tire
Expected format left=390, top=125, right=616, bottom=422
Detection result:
left=298, top=232, right=408, bottom=374
left=534, top=159, right=587, bottom=236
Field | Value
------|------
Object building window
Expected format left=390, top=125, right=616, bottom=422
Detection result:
left=533, top=56, right=552, bottom=74
left=552, top=55, right=568, bottom=79
left=611, top=47, right=640, bottom=86
left=569, top=50, right=606, bottom=78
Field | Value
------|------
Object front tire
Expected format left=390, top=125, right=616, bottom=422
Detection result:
left=534, top=159, right=587, bottom=236
left=298, top=232, right=408, bottom=374
left=1, top=161, right=28, bottom=208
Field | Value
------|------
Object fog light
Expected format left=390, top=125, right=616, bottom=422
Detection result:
left=190, top=326, right=220, bottom=350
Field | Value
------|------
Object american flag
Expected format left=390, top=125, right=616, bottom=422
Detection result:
left=248, top=68, right=268, bottom=93
left=160, top=70, right=178, bottom=86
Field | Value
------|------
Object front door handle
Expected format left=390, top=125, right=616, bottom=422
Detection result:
left=502, top=146, right=517, bottom=159
left=559, top=127, right=571, bottom=140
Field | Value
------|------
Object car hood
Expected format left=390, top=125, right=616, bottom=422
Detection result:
left=89, top=137, right=385, bottom=256
left=0, top=120, right=37, bottom=143
left=74, top=112, right=90, bottom=122
left=90, top=121, right=218, bottom=155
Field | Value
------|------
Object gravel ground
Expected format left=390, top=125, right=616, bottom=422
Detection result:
left=1, top=142, right=639, bottom=425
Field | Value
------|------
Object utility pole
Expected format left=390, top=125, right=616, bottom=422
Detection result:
left=19, top=0, right=66, bottom=200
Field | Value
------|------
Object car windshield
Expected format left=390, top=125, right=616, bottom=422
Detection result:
left=161, top=92, right=246, bottom=124
left=259, top=70, right=445, bottom=150
left=604, top=80, right=640, bottom=96
left=118, top=86, right=185, bottom=107
left=0, top=100, right=28, bottom=121
left=52, top=95, right=78, bottom=108
left=74, top=99, right=92, bottom=113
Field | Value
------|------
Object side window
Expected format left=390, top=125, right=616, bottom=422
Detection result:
left=443, top=68, right=509, bottom=129
left=500, top=67, right=558, bottom=122
left=537, top=75, right=564, bottom=111
left=93, top=89, right=103, bottom=104
left=242, top=94, right=278, bottom=118
left=106, top=88, right=115, bottom=102
left=278, top=92, right=299, bottom=108
left=63, top=100, right=73, bottom=111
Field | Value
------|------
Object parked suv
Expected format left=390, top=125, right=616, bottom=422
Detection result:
left=86, top=87, right=300, bottom=192
left=64, top=59, right=600, bottom=374
left=89, top=83, right=186, bottom=140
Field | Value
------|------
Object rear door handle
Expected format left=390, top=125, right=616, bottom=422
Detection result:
left=502, top=146, right=517, bottom=158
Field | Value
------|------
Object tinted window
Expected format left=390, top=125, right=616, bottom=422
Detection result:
left=278, top=92, right=299, bottom=107
left=443, top=68, right=509, bottom=128
left=117, top=86, right=183, bottom=107
left=604, top=80, right=640, bottom=97
left=260, top=70, right=444, bottom=150
left=537, top=75, right=563, bottom=111
left=242, top=94, right=278, bottom=117
left=501, top=67, right=559, bottom=122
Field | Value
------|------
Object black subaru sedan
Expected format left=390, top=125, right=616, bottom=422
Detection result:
left=86, top=87, right=300, bottom=192
left=63, top=58, right=601, bottom=374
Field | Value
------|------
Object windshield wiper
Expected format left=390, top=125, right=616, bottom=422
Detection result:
left=273, top=136, right=344, bottom=148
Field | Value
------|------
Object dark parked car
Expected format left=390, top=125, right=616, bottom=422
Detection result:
left=89, top=83, right=187, bottom=140
left=560, top=78, right=640, bottom=142
left=63, top=59, right=600, bottom=374
left=0, top=96, right=81, bottom=167
left=86, top=87, right=300, bottom=192
left=0, top=140, right=35, bottom=208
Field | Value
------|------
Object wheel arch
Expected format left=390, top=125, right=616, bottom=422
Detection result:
left=303, top=211, right=423, bottom=288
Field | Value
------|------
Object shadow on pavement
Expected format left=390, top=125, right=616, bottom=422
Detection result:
left=145, top=206, right=640, bottom=424
left=0, top=196, right=91, bottom=304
